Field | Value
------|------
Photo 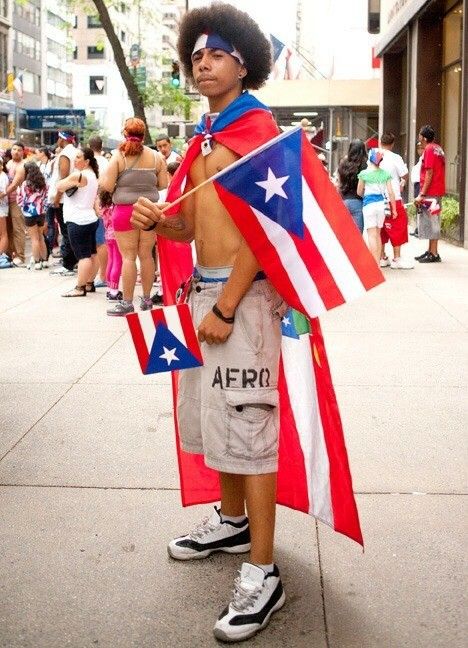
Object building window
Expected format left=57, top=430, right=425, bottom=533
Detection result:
left=442, top=2, right=463, bottom=195
left=87, top=15, right=102, bottom=28
left=87, top=45, right=105, bottom=59
left=48, top=66, right=67, bottom=84
left=73, top=45, right=77, bottom=60
left=72, top=15, right=77, bottom=28
left=14, top=68, right=41, bottom=94
left=13, top=29, right=41, bottom=59
left=120, top=30, right=126, bottom=43
left=368, top=0, right=380, bottom=34
left=47, top=11, right=68, bottom=30
left=89, top=75, right=106, bottom=94
left=14, top=0, right=41, bottom=27
left=47, top=38, right=67, bottom=59
left=1, top=0, right=9, bottom=20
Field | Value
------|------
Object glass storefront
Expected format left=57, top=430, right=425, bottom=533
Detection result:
left=442, top=2, right=463, bottom=195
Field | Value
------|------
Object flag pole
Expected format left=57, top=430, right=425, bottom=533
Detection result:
left=160, top=126, right=301, bottom=214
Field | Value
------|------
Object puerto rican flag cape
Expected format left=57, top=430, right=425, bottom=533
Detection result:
left=158, top=92, right=364, bottom=545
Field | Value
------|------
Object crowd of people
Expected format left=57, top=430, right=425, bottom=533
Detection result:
left=334, top=124, right=446, bottom=267
left=0, top=120, right=444, bottom=307
left=0, top=126, right=182, bottom=314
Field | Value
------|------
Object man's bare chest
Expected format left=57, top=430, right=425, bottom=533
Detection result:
left=189, top=141, right=239, bottom=185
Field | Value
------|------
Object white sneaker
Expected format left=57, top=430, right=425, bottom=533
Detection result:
left=213, top=563, right=286, bottom=642
left=41, top=259, right=49, bottom=268
left=12, top=257, right=26, bottom=268
left=379, top=257, right=391, bottom=268
left=167, top=506, right=250, bottom=560
left=390, top=258, right=414, bottom=269
left=34, top=261, right=43, bottom=270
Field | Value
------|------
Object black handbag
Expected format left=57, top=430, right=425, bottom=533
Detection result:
left=65, top=173, right=82, bottom=197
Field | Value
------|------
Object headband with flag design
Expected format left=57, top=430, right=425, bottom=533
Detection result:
left=192, top=32, right=244, bottom=65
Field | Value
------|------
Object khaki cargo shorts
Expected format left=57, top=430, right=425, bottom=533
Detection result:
left=177, top=274, right=285, bottom=475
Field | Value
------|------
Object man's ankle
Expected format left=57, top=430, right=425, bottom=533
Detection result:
left=220, top=511, right=247, bottom=524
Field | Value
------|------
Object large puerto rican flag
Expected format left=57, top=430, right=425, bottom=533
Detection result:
left=213, top=127, right=383, bottom=319
left=156, top=112, right=383, bottom=546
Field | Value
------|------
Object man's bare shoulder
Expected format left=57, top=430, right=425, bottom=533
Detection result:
left=190, top=141, right=239, bottom=183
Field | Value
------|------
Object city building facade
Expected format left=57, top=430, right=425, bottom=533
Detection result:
left=12, top=0, right=42, bottom=109
left=375, top=0, right=467, bottom=245
left=256, top=0, right=382, bottom=172
left=70, top=4, right=138, bottom=143
left=42, top=0, right=73, bottom=109
left=0, top=0, right=14, bottom=140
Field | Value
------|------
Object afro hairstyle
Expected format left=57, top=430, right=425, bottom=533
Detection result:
left=177, top=3, right=272, bottom=90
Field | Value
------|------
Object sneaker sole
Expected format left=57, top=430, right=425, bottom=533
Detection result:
left=107, top=311, right=134, bottom=317
left=167, top=542, right=251, bottom=561
left=213, top=589, right=286, bottom=642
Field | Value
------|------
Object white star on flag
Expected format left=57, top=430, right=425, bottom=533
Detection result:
left=255, top=168, right=289, bottom=203
left=282, top=316, right=290, bottom=326
left=159, top=346, right=179, bottom=366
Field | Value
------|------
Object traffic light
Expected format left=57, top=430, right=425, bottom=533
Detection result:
left=171, top=61, right=180, bottom=88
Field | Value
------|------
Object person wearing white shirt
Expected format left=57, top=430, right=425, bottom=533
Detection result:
left=379, top=132, right=414, bottom=269
left=155, top=135, right=182, bottom=165
left=88, top=136, right=110, bottom=288
left=48, top=131, right=79, bottom=275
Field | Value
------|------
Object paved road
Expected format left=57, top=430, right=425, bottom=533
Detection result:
left=0, top=237, right=466, bottom=648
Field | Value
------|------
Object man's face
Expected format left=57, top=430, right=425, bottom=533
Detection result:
left=156, top=139, right=171, bottom=159
left=11, top=145, right=24, bottom=161
left=191, top=48, right=244, bottom=99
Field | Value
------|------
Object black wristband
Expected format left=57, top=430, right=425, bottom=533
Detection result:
left=212, top=303, right=235, bottom=324
left=143, top=222, right=156, bottom=231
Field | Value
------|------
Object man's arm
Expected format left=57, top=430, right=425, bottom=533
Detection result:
left=414, top=169, right=433, bottom=204
left=4, top=164, right=25, bottom=197
left=131, top=190, right=195, bottom=242
left=52, top=154, right=71, bottom=206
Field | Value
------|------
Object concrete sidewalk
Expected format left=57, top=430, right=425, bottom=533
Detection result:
left=0, top=237, right=466, bottom=648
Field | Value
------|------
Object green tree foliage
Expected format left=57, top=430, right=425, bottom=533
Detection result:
left=51, top=0, right=197, bottom=143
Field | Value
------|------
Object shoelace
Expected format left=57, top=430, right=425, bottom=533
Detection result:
left=231, top=574, right=262, bottom=612
left=188, top=516, right=220, bottom=540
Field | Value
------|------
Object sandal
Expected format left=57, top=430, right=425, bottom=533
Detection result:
left=62, top=285, right=86, bottom=298
left=85, top=282, right=96, bottom=293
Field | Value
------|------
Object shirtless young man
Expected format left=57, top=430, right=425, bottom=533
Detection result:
left=132, top=4, right=285, bottom=643
left=1, top=142, right=26, bottom=265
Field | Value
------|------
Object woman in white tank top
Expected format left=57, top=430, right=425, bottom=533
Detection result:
left=56, top=148, right=99, bottom=297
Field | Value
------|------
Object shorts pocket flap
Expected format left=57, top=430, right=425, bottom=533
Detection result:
left=224, top=388, right=278, bottom=409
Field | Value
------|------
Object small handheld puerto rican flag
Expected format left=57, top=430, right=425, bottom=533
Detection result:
left=423, top=198, right=441, bottom=215
left=126, top=304, right=203, bottom=374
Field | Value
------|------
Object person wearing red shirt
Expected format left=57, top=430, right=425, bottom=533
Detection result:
left=414, top=125, right=445, bottom=263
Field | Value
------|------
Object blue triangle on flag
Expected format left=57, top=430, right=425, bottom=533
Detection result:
left=270, top=34, right=285, bottom=62
left=281, top=308, right=300, bottom=339
left=216, top=129, right=304, bottom=238
left=145, top=323, right=203, bottom=374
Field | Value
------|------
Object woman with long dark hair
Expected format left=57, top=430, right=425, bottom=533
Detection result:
left=17, top=162, right=48, bottom=269
left=337, top=139, right=368, bottom=233
left=56, top=148, right=99, bottom=297
left=99, top=117, right=167, bottom=316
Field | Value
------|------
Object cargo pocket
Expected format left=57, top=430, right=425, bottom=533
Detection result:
left=225, top=388, right=279, bottom=460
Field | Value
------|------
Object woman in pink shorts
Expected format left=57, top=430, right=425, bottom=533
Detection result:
left=99, top=117, right=167, bottom=316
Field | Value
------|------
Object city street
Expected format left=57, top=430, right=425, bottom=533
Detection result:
left=0, top=236, right=466, bottom=648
